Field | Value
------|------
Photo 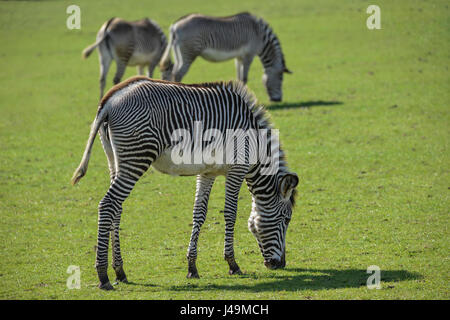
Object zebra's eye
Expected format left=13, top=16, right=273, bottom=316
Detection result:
left=284, top=216, right=291, bottom=224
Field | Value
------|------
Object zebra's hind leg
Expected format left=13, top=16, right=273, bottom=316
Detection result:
left=99, top=123, right=116, bottom=183
left=96, top=171, right=150, bottom=290
left=137, top=65, right=145, bottom=76
left=147, top=60, right=158, bottom=78
left=96, top=192, right=118, bottom=290
left=98, top=43, right=112, bottom=99
left=111, top=207, right=128, bottom=285
left=223, top=165, right=248, bottom=275
left=99, top=124, right=127, bottom=285
left=95, top=120, right=156, bottom=289
left=186, top=175, right=215, bottom=278
left=172, top=42, right=196, bottom=82
left=113, top=59, right=128, bottom=85
left=173, top=59, right=194, bottom=83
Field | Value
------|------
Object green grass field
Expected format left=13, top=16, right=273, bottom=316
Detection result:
left=0, top=0, right=448, bottom=300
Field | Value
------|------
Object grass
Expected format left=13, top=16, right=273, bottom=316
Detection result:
left=0, top=0, right=448, bottom=299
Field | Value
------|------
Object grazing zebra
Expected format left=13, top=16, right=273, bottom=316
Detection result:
left=71, top=76, right=299, bottom=290
left=159, top=12, right=292, bottom=102
left=82, top=17, right=173, bottom=99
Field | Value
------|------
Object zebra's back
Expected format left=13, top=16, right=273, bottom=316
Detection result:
left=100, top=76, right=270, bottom=176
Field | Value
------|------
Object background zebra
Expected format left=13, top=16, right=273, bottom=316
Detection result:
left=71, top=76, right=298, bottom=290
left=82, top=17, right=174, bottom=99
left=160, top=12, right=292, bottom=102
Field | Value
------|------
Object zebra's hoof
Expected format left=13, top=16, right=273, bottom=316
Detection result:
left=187, top=272, right=200, bottom=279
left=114, top=266, right=128, bottom=284
left=229, top=268, right=243, bottom=275
left=98, top=281, right=114, bottom=290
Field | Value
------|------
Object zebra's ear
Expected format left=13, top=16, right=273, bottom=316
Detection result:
left=280, top=173, right=299, bottom=199
left=283, top=67, right=293, bottom=74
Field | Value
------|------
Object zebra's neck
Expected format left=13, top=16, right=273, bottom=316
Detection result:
left=257, top=20, right=285, bottom=71
left=245, top=127, right=289, bottom=208
left=246, top=165, right=287, bottom=214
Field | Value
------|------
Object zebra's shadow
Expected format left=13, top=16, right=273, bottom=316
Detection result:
left=164, top=267, right=421, bottom=293
left=267, top=100, right=343, bottom=111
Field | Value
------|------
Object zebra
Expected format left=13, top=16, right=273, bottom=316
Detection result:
left=159, top=12, right=292, bottom=102
left=82, top=17, right=174, bottom=99
left=71, top=76, right=299, bottom=290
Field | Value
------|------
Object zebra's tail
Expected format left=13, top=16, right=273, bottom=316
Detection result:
left=81, top=17, right=115, bottom=59
left=81, top=41, right=101, bottom=59
left=159, top=25, right=175, bottom=72
left=71, top=107, right=108, bottom=185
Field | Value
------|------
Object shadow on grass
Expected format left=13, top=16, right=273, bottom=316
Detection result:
left=125, top=281, right=160, bottom=288
left=267, top=100, right=343, bottom=111
left=164, top=267, right=421, bottom=293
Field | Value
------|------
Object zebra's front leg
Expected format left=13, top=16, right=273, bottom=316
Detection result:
left=235, top=55, right=254, bottom=84
left=111, top=208, right=128, bottom=285
left=186, top=175, right=215, bottom=278
left=223, top=167, right=248, bottom=275
left=240, top=56, right=254, bottom=84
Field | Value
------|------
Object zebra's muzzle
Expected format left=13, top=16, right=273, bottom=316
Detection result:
left=264, top=251, right=286, bottom=270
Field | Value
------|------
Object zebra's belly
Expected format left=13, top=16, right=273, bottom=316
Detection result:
left=152, top=149, right=227, bottom=176
left=201, top=46, right=250, bottom=62
left=127, top=51, right=157, bottom=66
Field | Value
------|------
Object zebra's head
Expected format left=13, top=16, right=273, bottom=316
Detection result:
left=262, top=65, right=292, bottom=102
left=248, top=172, right=298, bottom=269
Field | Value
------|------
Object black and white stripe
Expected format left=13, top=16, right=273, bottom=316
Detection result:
left=82, top=17, right=173, bottom=99
left=71, top=76, right=298, bottom=290
left=159, top=12, right=292, bottom=102
left=258, top=19, right=286, bottom=71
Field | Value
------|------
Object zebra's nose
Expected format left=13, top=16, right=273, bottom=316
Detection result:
left=270, top=97, right=282, bottom=102
left=280, top=251, right=286, bottom=268
left=264, top=251, right=286, bottom=269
